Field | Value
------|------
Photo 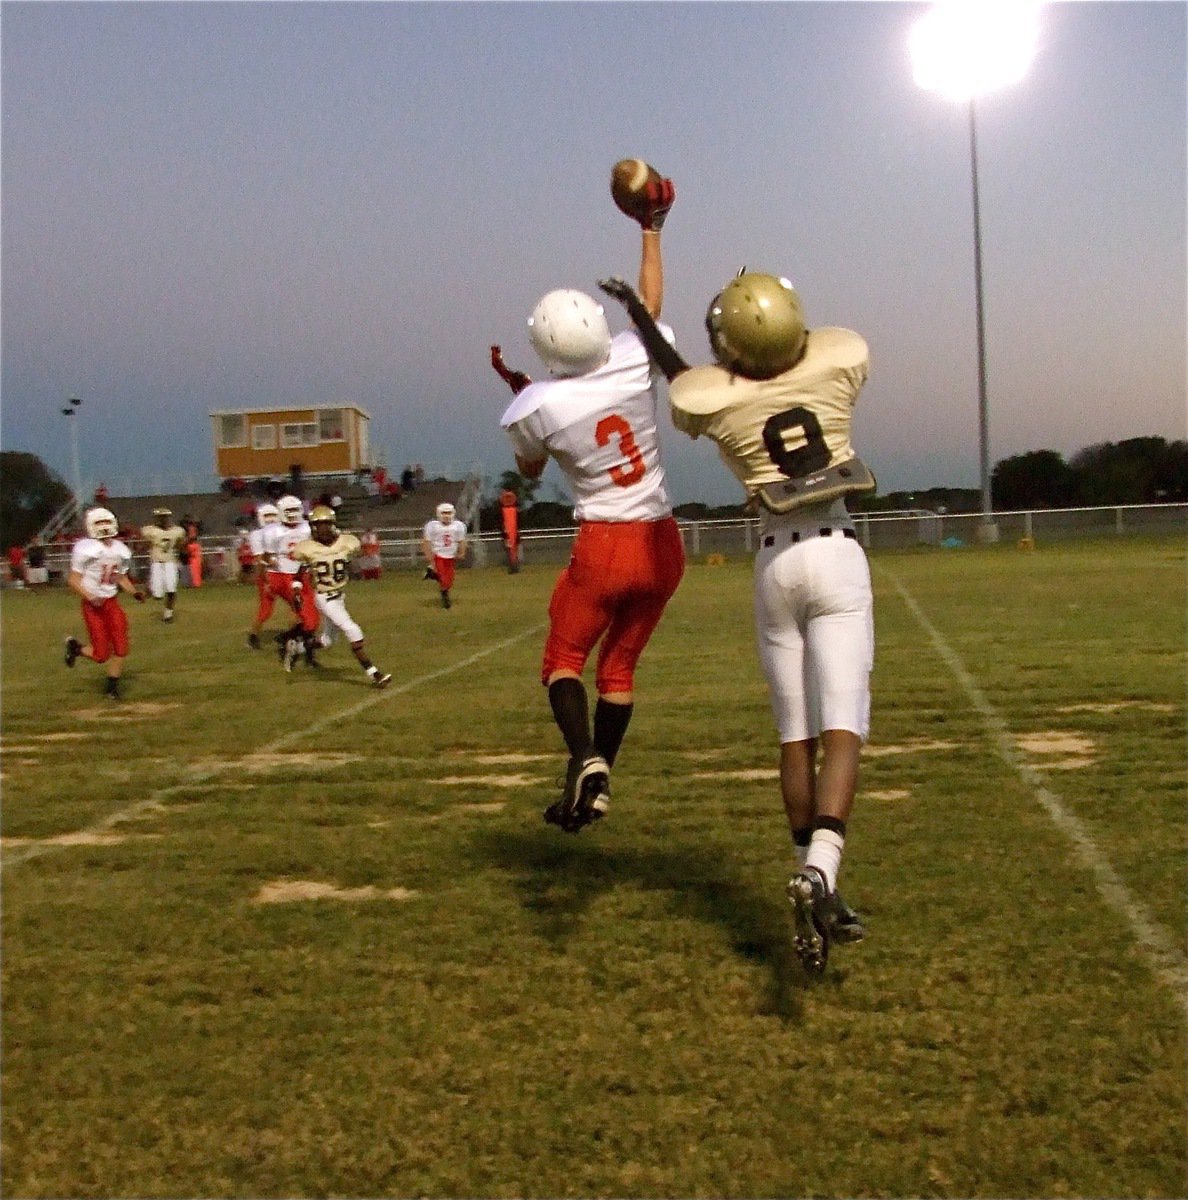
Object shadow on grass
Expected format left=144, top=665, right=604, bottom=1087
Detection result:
left=469, top=826, right=827, bottom=1021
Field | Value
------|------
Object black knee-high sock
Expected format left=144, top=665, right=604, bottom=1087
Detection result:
left=548, top=678, right=591, bottom=760
left=593, top=699, right=633, bottom=767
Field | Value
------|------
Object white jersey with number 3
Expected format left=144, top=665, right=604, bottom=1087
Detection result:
left=501, top=327, right=675, bottom=522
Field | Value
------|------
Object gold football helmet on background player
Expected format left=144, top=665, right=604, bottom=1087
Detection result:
left=706, top=272, right=807, bottom=380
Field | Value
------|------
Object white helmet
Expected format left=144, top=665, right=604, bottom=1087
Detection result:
left=527, top=289, right=611, bottom=377
left=276, top=495, right=304, bottom=526
left=256, top=503, right=280, bottom=527
left=85, top=507, right=119, bottom=540
left=436, top=502, right=456, bottom=523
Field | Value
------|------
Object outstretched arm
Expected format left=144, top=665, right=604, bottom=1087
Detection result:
left=490, top=345, right=532, bottom=395
left=598, top=277, right=689, bottom=382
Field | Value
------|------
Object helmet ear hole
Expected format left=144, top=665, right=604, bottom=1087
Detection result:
left=706, top=272, right=806, bottom=379
left=527, top=289, right=612, bottom=377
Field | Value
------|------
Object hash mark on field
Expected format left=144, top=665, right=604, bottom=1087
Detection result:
left=252, top=879, right=418, bottom=904
left=435, top=775, right=537, bottom=787
left=2, top=623, right=547, bottom=868
left=1056, top=701, right=1176, bottom=714
left=881, top=566, right=1188, bottom=1013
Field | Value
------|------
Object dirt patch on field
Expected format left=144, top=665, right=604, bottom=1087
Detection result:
left=0, top=830, right=159, bottom=848
left=691, top=768, right=778, bottom=782
left=470, top=753, right=552, bottom=765
left=436, top=774, right=537, bottom=787
left=26, top=732, right=89, bottom=743
left=1016, top=731, right=1097, bottom=769
left=866, top=789, right=913, bottom=801
left=1055, top=702, right=1176, bottom=714
left=191, top=752, right=365, bottom=774
left=75, top=702, right=183, bottom=720
left=252, top=879, right=418, bottom=904
left=864, top=740, right=959, bottom=758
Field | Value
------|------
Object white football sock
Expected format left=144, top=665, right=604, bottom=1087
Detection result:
left=805, top=829, right=844, bottom=893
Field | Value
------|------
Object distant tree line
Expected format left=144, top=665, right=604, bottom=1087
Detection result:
left=481, top=436, right=1187, bottom=528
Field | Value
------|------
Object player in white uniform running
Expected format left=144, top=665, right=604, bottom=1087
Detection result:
left=63, top=507, right=146, bottom=700
left=492, top=173, right=684, bottom=833
left=290, top=507, right=391, bottom=686
left=139, top=506, right=186, bottom=622
left=601, top=269, right=875, bottom=977
left=421, top=503, right=468, bottom=609
left=259, top=495, right=320, bottom=669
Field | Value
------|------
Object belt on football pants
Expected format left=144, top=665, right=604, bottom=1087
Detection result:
left=761, top=527, right=858, bottom=549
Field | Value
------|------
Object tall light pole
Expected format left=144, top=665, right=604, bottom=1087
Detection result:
left=60, top=396, right=84, bottom=506
left=910, top=2, right=1042, bottom=544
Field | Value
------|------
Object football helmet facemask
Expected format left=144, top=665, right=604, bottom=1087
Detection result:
left=527, top=289, right=612, bottom=378
left=86, top=507, right=119, bottom=540
left=277, top=496, right=304, bottom=526
left=256, top=503, right=280, bottom=527
left=436, top=503, right=456, bottom=523
left=706, top=272, right=807, bottom=380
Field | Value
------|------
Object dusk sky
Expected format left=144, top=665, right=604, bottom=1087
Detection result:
left=2, top=1, right=1184, bottom=508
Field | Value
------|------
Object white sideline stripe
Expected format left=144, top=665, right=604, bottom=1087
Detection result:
left=881, top=567, right=1188, bottom=1013
left=2, top=622, right=547, bottom=868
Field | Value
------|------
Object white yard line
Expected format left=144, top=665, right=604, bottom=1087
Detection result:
left=2, top=623, right=546, bottom=868
left=880, top=566, right=1188, bottom=1013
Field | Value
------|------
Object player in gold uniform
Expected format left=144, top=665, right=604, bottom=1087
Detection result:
left=600, top=270, right=874, bottom=979
left=139, top=507, right=187, bottom=622
left=290, top=507, right=391, bottom=687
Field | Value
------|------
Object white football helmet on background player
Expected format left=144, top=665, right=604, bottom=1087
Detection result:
left=85, top=507, right=119, bottom=540
left=436, top=503, right=456, bottom=523
left=256, top=502, right=280, bottom=527
left=277, top=496, right=304, bottom=526
left=527, top=289, right=612, bottom=377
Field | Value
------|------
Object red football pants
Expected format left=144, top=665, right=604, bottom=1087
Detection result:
left=434, top=556, right=458, bottom=591
left=542, top=517, right=685, bottom=695
left=81, top=596, right=130, bottom=662
left=266, top=571, right=319, bottom=633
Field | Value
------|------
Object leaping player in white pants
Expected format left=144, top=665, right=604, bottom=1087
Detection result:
left=601, top=269, right=876, bottom=980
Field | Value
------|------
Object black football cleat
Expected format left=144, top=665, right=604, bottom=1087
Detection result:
left=830, top=891, right=867, bottom=944
left=247, top=632, right=261, bottom=650
left=64, top=636, right=81, bottom=668
left=544, top=754, right=610, bottom=833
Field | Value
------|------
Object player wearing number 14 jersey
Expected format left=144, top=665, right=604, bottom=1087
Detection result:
left=495, top=196, right=685, bottom=834
left=289, top=507, right=391, bottom=688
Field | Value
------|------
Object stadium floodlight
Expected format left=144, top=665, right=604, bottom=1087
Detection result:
left=910, top=1, right=1042, bottom=544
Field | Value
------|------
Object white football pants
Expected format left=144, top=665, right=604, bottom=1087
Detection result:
left=753, top=528, right=873, bottom=743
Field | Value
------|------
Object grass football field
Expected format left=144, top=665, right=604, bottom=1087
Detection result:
left=2, top=535, right=1185, bottom=1198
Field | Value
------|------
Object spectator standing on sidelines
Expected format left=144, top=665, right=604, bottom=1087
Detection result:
left=600, top=267, right=876, bottom=979
left=421, top=503, right=467, bottom=610
left=25, top=538, right=48, bottom=588
left=358, top=528, right=382, bottom=580
left=63, top=507, right=146, bottom=700
left=6, top=542, right=25, bottom=587
left=139, top=506, right=187, bottom=622
left=492, top=168, right=683, bottom=834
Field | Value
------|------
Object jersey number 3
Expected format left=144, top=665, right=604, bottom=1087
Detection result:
left=596, top=414, right=646, bottom=488
left=762, top=406, right=830, bottom=479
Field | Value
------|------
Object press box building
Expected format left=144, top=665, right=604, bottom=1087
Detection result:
left=211, top=405, right=371, bottom=479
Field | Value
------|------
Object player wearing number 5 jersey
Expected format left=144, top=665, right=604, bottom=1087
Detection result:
left=600, top=269, right=875, bottom=979
left=495, top=192, right=685, bottom=834
left=289, top=507, right=391, bottom=687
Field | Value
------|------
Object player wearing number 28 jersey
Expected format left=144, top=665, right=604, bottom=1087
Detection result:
left=495, top=202, right=685, bottom=833
left=289, top=507, right=391, bottom=687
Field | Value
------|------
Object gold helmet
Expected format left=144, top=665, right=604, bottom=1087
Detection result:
left=705, top=272, right=806, bottom=380
left=309, top=505, right=337, bottom=544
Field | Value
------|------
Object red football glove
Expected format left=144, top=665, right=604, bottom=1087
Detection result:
left=490, top=345, right=532, bottom=395
left=638, top=177, right=674, bottom=232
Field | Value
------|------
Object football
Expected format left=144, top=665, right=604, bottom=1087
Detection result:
left=610, top=158, right=662, bottom=219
